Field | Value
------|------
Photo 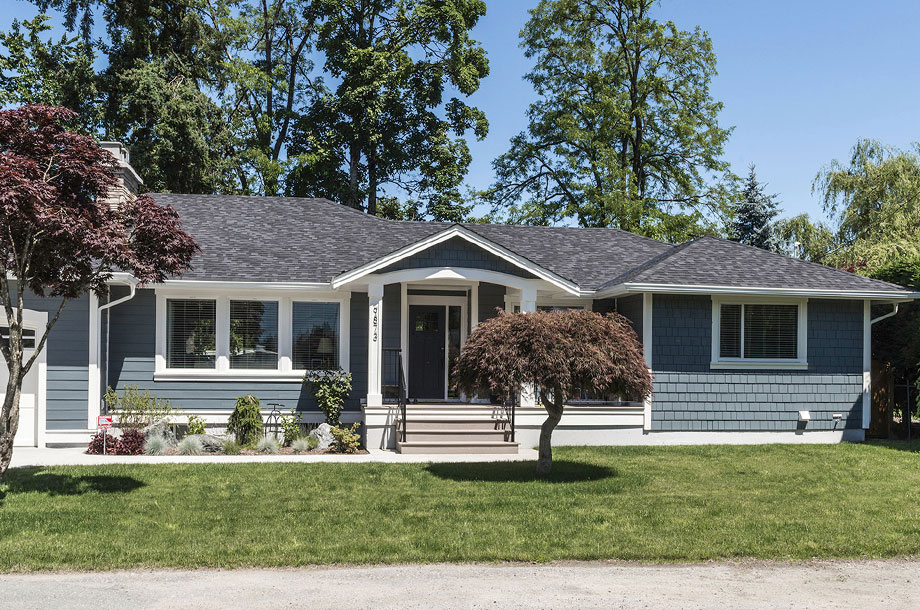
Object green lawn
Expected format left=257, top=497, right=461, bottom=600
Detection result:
left=2, top=443, right=920, bottom=571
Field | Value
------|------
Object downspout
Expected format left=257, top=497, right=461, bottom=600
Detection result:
left=871, top=303, right=899, bottom=325
left=97, top=278, right=138, bottom=411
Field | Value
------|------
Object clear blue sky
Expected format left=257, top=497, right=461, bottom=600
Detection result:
left=7, top=0, right=920, bottom=223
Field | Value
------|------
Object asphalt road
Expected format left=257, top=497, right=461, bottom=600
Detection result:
left=0, top=559, right=915, bottom=610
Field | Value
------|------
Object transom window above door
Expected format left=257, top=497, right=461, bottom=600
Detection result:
left=711, top=298, right=808, bottom=369
left=0, top=327, right=36, bottom=349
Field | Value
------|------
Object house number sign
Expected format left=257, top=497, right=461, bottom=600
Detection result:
left=372, top=304, right=379, bottom=343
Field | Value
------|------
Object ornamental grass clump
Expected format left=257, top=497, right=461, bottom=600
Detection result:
left=256, top=436, right=280, bottom=454
left=292, top=438, right=311, bottom=453
left=222, top=439, right=242, bottom=455
left=144, top=435, right=168, bottom=456
left=453, top=309, right=653, bottom=476
left=227, top=394, right=263, bottom=446
left=177, top=435, right=203, bottom=456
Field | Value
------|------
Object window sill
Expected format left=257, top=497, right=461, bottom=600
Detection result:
left=710, top=361, right=809, bottom=371
left=154, top=371, right=306, bottom=383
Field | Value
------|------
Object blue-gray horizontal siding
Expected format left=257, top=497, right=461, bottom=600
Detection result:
left=107, top=288, right=367, bottom=413
left=19, top=285, right=89, bottom=430
left=379, top=237, right=536, bottom=279
left=651, top=294, right=864, bottom=432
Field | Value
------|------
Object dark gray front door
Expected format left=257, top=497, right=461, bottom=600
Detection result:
left=408, top=305, right=445, bottom=399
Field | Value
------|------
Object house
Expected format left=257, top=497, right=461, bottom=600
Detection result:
left=6, top=144, right=917, bottom=452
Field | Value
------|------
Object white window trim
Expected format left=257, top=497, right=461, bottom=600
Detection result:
left=710, top=296, right=808, bottom=370
left=155, top=289, right=350, bottom=381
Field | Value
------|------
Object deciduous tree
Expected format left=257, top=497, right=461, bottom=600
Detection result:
left=453, top=309, right=652, bottom=476
left=483, top=0, right=732, bottom=241
left=0, top=105, right=198, bottom=479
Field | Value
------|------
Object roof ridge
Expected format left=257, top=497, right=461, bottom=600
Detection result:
left=597, top=239, right=697, bottom=290
left=694, top=235, right=907, bottom=291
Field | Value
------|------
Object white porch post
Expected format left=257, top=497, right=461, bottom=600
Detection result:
left=519, top=285, right=537, bottom=408
left=643, top=293, right=654, bottom=431
left=470, top=281, right=479, bottom=331
left=400, top=282, right=408, bottom=372
left=862, top=299, right=871, bottom=430
left=367, top=281, right=384, bottom=407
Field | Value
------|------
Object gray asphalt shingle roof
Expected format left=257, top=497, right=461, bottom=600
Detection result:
left=152, top=193, right=909, bottom=294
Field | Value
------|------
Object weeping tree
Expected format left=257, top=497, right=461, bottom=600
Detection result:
left=0, top=105, right=199, bottom=479
left=453, top=309, right=652, bottom=476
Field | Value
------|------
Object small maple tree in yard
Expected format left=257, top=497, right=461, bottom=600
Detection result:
left=0, top=105, right=198, bottom=479
left=453, top=309, right=652, bottom=476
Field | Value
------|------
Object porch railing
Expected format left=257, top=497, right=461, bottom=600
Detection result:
left=383, top=348, right=408, bottom=443
left=502, top=392, right=517, bottom=443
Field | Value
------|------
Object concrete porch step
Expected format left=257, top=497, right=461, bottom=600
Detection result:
left=395, top=440, right=520, bottom=454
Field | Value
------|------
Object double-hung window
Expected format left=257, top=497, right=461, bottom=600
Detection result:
left=712, top=298, right=807, bottom=369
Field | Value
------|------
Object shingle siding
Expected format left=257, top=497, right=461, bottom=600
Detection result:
left=650, top=294, right=864, bottom=432
left=106, top=288, right=367, bottom=413
left=379, top=237, right=536, bottom=279
left=18, top=284, right=89, bottom=430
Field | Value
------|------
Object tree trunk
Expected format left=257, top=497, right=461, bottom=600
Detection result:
left=0, top=370, right=23, bottom=481
left=536, top=389, right=564, bottom=476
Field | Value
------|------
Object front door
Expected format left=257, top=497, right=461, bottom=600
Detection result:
left=408, top=305, right=446, bottom=400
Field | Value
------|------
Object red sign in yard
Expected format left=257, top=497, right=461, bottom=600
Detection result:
left=97, top=414, right=114, bottom=429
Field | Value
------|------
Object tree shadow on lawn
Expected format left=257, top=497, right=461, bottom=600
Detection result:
left=425, top=460, right=617, bottom=484
left=0, top=468, right=146, bottom=506
left=866, top=439, right=920, bottom=454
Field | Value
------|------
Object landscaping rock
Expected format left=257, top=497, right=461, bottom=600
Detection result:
left=309, top=423, right=334, bottom=450
left=194, top=434, right=226, bottom=453
left=142, top=419, right=176, bottom=446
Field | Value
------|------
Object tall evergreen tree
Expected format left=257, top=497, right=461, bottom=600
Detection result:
left=730, top=164, right=780, bottom=251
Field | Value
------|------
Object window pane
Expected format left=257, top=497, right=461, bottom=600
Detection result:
left=0, top=327, right=35, bottom=349
left=166, top=300, right=216, bottom=368
left=292, top=302, right=339, bottom=370
left=719, top=304, right=742, bottom=358
left=744, top=304, right=798, bottom=359
left=230, top=301, right=279, bottom=370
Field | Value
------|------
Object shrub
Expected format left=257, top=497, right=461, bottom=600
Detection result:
left=257, top=436, right=280, bottom=454
left=227, top=394, right=263, bottom=446
left=144, top=435, right=168, bottom=456
left=307, top=434, right=319, bottom=451
left=330, top=423, right=361, bottom=454
left=115, top=428, right=146, bottom=455
left=291, top=437, right=311, bottom=453
left=279, top=409, right=301, bottom=445
left=304, top=369, right=352, bottom=425
left=186, top=415, right=206, bottom=436
left=86, top=431, right=117, bottom=455
left=177, top=435, right=203, bottom=456
left=222, top=439, right=242, bottom=455
left=104, top=385, right=176, bottom=430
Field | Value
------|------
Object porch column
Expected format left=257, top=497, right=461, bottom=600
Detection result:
left=519, top=285, right=537, bottom=408
left=367, top=281, right=384, bottom=407
left=470, top=281, right=479, bottom=331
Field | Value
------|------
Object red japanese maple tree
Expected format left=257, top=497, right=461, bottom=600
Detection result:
left=453, top=309, right=652, bottom=475
left=0, top=105, right=199, bottom=478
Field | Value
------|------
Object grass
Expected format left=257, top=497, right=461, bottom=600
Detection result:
left=2, top=443, right=920, bottom=571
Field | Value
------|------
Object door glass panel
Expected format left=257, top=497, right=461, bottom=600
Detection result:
left=414, top=311, right=439, bottom=332
left=447, top=306, right=461, bottom=398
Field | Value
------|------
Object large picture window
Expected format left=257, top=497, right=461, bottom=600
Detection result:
left=713, top=300, right=806, bottom=367
left=166, top=299, right=217, bottom=369
left=230, top=300, right=279, bottom=370
left=292, top=302, right=340, bottom=370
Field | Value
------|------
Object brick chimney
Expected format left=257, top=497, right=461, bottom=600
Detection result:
left=99, top=141, right=143, bottom=209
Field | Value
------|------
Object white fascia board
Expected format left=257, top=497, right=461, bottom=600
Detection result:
left=331, top=225, right=581, bottom=295
left=593, top=282, right=920, bottom=301
left=157, top=279, right=334, bottom=292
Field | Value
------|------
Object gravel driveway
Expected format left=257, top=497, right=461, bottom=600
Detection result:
left=0, top=559, right=915, bottom=610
